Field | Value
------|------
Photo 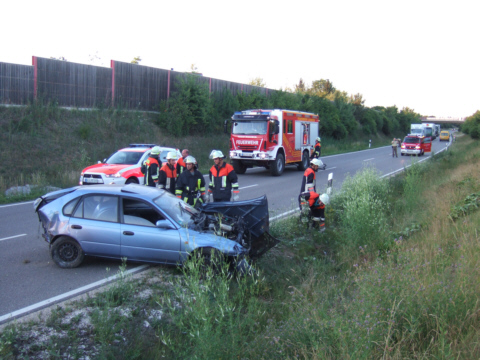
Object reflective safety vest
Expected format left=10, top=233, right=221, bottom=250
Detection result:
left=208, top=162, right=239, bottom=201
left=158, top=163, right=177, bottom=193
left=176, top=157, right=186, bottom=178
left=301, top=167, right=316, bottom=193
left=143, top=157, right=160, bottom=187
left=308, top=191, right=325, bottom=210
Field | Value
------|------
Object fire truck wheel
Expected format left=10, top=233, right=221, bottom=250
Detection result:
left=232, top=160, right=247, bottom=174
left=270, top=153, right=285, bottom=176
left=297, top=151, right=309, bottom=171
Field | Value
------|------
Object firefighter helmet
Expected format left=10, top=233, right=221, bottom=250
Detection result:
left=316, top=137, right=321, bottom=142
left=210, top=150, right=225, bottom=159
left=320, top=193, right=330, bottom=205
left=310, top=158, right=323, bottom=167
left=185, top=155, right=196, bottom=164
left=150, top=146, right=161, bottom=156
left=166, top=151, right=177, bottom=160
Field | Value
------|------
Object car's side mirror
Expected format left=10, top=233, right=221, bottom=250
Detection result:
left=156, top=220, right=175, bottom=229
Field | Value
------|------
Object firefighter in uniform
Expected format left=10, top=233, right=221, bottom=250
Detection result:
left=304, top=191, right=329, bottom=232
left=158, top=152, right=177, bottom=193
left=312, top=137, right=321, bottom=158
left=301, top=158, right=323, bottom=193
left=208, top=150, right=239, bottom=202
left=175, top=156, right=206, bottom=207
left=143, top=146, right=162, bottom=187
left=176, top=149, right=189, bottom=178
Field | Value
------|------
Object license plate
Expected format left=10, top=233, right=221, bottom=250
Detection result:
left=241, top=152, right=253, bottom=158
left=84, top=178, right=102, bottom=183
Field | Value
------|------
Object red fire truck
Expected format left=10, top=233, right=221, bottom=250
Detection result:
left=227, top=109, right=320, bottom=176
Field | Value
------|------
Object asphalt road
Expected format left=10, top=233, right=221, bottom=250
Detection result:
left=0, top=140, right=451, bottom=320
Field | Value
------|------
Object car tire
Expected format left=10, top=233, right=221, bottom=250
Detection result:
left=297, top=151, right=309, bottom=171
left=401, top=153, right=404, bottom=156
left=232, top=160, right=247, bottom=174
left=51, top=236, right=85, bottom=268
left=270, top=153, right=285, bottom=176
left=126, top=178, right=139, bottom=184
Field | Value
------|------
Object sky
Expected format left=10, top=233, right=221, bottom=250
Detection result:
left=2, top=0, right=478, bottom=118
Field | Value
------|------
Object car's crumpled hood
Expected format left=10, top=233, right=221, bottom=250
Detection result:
left=200, top=195, right=280, bottom=259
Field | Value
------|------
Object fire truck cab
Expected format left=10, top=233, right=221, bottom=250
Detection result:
left=228, top=109, right=319, bottom=176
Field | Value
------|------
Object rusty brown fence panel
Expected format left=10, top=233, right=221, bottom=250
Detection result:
left=36, top=57, right=112, bottom=108
left=0, top=62, right=34, bottom=104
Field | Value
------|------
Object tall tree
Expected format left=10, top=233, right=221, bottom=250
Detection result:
left=308, top=79, right=336, bottom=98
left=295, top=78, right=306, bottom=93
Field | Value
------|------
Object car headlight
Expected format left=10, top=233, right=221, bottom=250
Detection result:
left=258, top=152, right=267, bottom=159
left=230, top=151, right=236, bottom=157
left=105, top=173, right=122, bottom=178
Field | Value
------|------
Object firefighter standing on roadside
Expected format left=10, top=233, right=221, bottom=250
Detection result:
left=143, top=146, right=162, bottom=187
left=208, top=150, right=239, bottom=202
left=301, top=158, right=323, bottom=193
left=175, top=156, right=206, bottom=207
left=312, top=137, right=321, bottom=158
left=176, top=149, right=189, bottom=178
left=158, top=152, right=177, bottom=193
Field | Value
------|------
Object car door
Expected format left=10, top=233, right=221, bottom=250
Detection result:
left=422, top=137, right=432, bottom=153
left=68, top=194, right=121, bottom=257
left=120, top=197, right=181, bottom=264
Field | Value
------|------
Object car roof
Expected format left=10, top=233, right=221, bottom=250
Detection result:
left=71, top=184, right=163, bottom=199
left=118, top=145, right=178, bottom=153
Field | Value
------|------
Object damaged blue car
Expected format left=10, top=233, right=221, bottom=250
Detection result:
left=34, top=184, right=279, bottom=270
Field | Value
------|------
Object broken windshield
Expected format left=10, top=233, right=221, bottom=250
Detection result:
left=232, top=121, right=268, bottom=135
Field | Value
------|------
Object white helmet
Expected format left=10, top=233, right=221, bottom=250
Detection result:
left=166, top=151, right=177, bottom=160
left=150, top=146, right=161, bottom=156
left=185, top=155, right=196, bottom=164
left=320, top=193, right=330, bottom=205
left=316, top=137, right=321, bottom=142
left=210, top=150, right=225, bottom=159
left=311, top=158, right=323, bottom=167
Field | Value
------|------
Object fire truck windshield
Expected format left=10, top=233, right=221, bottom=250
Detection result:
left=232, top=121, right=268, bottom=135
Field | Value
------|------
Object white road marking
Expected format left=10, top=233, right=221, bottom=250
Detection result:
left=363, top=158, right=375, bottom=161
left=0, top=201, right=34, bottom=208
left=0, top=234, right=27, bottom=242
left=0, top=265, right=149, bottom=324
left=239, top=184, right=258, bottom=190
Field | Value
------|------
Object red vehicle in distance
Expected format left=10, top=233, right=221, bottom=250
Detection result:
left=400, top=136, right=432, bottom=156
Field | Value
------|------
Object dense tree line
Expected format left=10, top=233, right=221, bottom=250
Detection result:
left=461, top=111, right=480, bottom=139
left=156, top=74, right=422, bottom=138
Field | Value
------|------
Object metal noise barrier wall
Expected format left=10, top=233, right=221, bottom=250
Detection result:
left=36, top=58, right=112, bottom=108
left=1, top=58, right=276, bottom=110
left=0, top=62, right=34, bottom=104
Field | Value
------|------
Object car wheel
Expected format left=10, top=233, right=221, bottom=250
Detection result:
left=297, top=151, right=309, bottom=171
left=270, top=153, right=285, bottom=176
left=51, top=236, right=84, bottom=268
left=232, top=160, right=247, bottom=174
left=125, top=177, right=139, bottom=184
